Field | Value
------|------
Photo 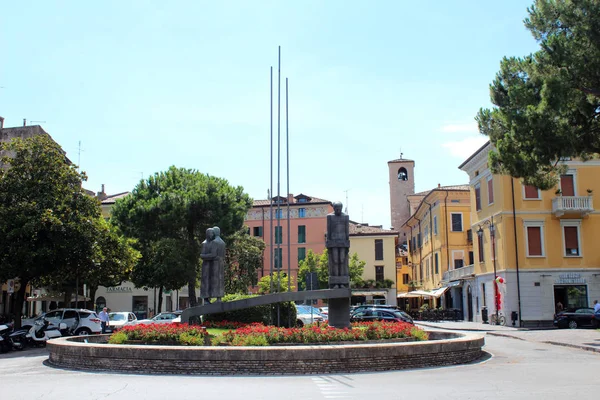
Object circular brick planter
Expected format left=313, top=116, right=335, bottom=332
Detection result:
left=46, top=331, right=484, bottom=375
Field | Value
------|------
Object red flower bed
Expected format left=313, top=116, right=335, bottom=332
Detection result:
left=213, top=321, right=428, bottom=346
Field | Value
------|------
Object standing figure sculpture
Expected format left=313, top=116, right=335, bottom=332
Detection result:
left=212, top=226, right=226, bottom=301
left=200, top=227, right=225, bottom=304
left=326, top=201, right=350, bottom=288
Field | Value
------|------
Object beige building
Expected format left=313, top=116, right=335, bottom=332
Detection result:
left=349, top=222, right=398, bottom=305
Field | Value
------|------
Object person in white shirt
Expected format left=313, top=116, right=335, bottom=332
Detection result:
left=99, top=307, right=110, bottom=334
left=594, top=300, right=600, bottom=313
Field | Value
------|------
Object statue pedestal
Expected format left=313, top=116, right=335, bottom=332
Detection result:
left=328, top=276, right=350, bottom=288
left=328, top=297, right=351, bottom=329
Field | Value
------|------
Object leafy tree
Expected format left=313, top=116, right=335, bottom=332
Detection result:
left=257, top=272, right=296, bottom=294
left=297, top=249, right=324, bottom=290
left=477, top=0, right=600, bottom=189
left=39, top=217, right=139, bottom=308
left=111, top=166, right=252, bottom=307
left=224, top=228, right=265, bottom=295
left=0, top=135, right=99, bottom=327
left=297, top=249, right=366, bottom=289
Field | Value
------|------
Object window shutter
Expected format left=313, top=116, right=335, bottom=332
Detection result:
left=488, top=178, right=494, bottom=204
left=560, top=175, right=575, bottom=196
left=564, top=226, right=579, bottom=254
left=524, top=185, right=539, bottom=199
left=527, top=227, right=542, bottom=256
left=475, top=185, right=481, bottom=210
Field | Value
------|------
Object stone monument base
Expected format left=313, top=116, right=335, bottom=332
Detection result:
left=328, top=276, right=350, bottom=288
left=328, top=297, right=351, bottom=329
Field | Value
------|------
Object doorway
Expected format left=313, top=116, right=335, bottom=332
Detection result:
left=467, top=286, right=473, bottom=322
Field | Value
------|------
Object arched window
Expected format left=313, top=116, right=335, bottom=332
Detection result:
left=398, top=167, right=408, bottom=181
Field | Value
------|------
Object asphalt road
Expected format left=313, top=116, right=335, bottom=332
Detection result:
left=0, top=332, right=597, bottom=400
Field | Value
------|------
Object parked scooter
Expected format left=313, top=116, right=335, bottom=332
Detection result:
left=10, top=319, right=66, bottom=350
left=0, top=322, right=14, bottom=353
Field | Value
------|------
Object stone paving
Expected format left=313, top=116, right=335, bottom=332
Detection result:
left=416, top=320, right=600, bottom=353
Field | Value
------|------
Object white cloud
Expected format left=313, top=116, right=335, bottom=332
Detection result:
left=440, top=122, right=479, bottom=134
left=442, top=136, right=489, bottom=159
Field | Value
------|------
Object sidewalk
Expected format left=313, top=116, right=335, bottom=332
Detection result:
left=416, top=320, right=600, bottom=354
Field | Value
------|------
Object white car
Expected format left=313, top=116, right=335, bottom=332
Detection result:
left=295, top=305, right=325, bottom=327
left=133, top=311, right=182, bottom=325
left=107, top=312, right=137, bottom=333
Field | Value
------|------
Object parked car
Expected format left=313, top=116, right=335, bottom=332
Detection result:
left=134, top=311, right=182, bottom=325
left=319, top=307, right=329, bottom=318
left=351, top=304, right=400, bottom=316
left=553, top=307, right=595, bottom=329
left=350, top=308, right=414, bottom=325
left=295, top=305, right=325, bottom=327
left=25, top=308, right=102, bottom=335
left=592, top=310, right=600, bottom=328
left=106, top=312, right=138, bottom=333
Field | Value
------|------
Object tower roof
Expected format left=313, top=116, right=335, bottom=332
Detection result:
left=388, top=158, right=414, bottom=163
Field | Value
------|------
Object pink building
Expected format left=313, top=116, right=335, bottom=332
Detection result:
left=245, top=193, right=333, bottom=287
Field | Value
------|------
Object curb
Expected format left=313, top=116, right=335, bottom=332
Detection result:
left=542, top=340, right=600, bottom=354
left=416, top=322, right=523, bottom=333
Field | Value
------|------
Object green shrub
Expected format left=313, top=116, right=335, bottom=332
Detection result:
left=108, top=331, right=127, bottom=344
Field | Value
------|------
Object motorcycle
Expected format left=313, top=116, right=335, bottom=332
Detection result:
left=0, top=322, right=14, bottom=353
left=10, top=319, right=66, bottom=350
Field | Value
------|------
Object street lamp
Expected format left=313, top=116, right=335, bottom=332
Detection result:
left=478, top=216, right=498, bottom=323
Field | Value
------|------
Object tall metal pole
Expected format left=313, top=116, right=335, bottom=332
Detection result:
left=269, top=67, right=274, bottom=294
left=491, top=215, right=498, bottom=323
left=286, top=77, right=291, bottom=328
left=276, top=46, right=282, bottom=325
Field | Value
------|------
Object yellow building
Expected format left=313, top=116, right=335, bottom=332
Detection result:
left=402, top=185, right=472, bottom=316
left=349, top=222, right=398, bottom=305
left=459, top=142, right=600, bottom=327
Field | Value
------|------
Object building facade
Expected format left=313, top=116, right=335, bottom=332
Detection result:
left=459, top=142, right=600, bottom=327
left=403, top=185, right=472, bottom=317
left=245, top=194, right=333, bottom=286
left=349, top=222, right=398, bottom=305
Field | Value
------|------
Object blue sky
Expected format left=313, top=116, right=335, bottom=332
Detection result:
left=1, top=1, right=540, bottom=228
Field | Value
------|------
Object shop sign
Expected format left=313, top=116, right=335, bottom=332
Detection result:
left=555, top=273, right=586, bottom=284
left=106, top=286, right=133, bottom=293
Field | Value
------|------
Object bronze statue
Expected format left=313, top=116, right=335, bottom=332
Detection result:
left=326, top=201, right=350, bottom=288
left=200, top=227, right=225, bottom=304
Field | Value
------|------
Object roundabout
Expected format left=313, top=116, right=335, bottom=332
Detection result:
left=46, top=331, right=484, bottom=375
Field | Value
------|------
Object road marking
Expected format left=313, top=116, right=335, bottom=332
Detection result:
left=312, top=377, right=353, bottom=399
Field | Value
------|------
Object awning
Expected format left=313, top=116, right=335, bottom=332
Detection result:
left=397, top=286, right=451, bottom=298
left=352, top=291, right=388, bottom=297
left=26, top=294, right=91, bottom=302
left=397, top=292, right=423, bottom=298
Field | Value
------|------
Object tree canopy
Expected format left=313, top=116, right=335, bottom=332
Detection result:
left=477, top=0, right=600, bottom=189
left=0, top=135, right=136, bottom=327
left=224, top=228, right=265, bottom=294
left=111, top=166, right=252, bottom=306
left=297, top=249, right=365, bottom=290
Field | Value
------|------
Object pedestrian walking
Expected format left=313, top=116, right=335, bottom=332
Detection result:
left=99, top=307, right=109, bottom=334
left=594, top=300, right=600, bottom=313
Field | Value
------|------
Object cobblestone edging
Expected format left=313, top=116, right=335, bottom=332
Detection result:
left=46, top=331, right=485, bottom=375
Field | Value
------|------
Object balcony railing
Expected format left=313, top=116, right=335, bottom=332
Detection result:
left=441, top=264, right=474, bottom=284
left=552, top=196, right=593, bottom=217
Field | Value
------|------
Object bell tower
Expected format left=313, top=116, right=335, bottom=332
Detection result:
left=388, top=155, right=415, bottom=233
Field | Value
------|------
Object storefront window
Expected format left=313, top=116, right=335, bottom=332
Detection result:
left=132, top=296, right=148, bottom=320
left=554, top=285, right=588, bottom=311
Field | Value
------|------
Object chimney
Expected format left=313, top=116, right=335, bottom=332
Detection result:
left=0, top=116, right=4, bottom=129
left=438, top=183, right=441, bottom=188
left=23, top=118, right=26, bottom=127
left=288, top=193, right=294, bottom=203
left=96, top=184, right=107, bottom=201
